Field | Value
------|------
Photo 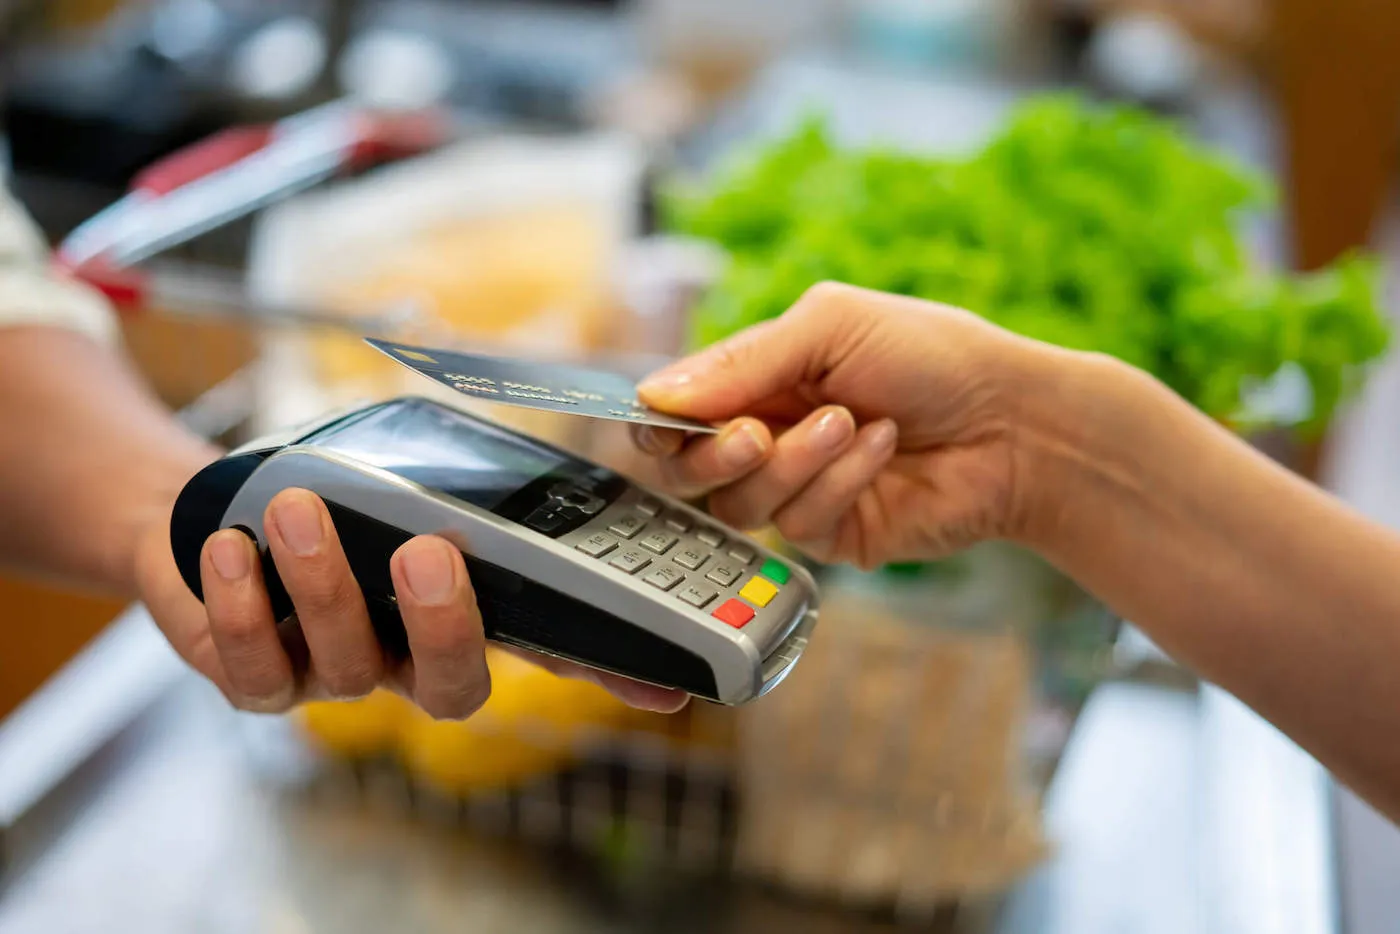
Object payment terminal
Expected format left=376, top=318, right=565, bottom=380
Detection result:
left=170, top=397, right=818, bottom=705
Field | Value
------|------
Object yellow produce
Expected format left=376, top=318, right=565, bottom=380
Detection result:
left=398, top=648, right=636, bottom=795
left=298, top=690, right=411, bottom=759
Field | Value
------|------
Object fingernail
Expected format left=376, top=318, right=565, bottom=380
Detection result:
left=402, top=539, right=457, bottom=606
left=719, top=422, right=768, bottom=469
left=271, top=492, right=323, bottom=557
left=209, top=531, right=250, bottom=581
left=810, top=407, right=856, bottom=452
left=235, top=687, right=295, bottom=714
left=867, top=419, right=899, bottom=452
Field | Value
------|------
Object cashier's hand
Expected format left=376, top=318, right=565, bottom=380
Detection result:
left=134, top=490, right=688, bottom=718
left=633, top=282, right=1035, bottom=569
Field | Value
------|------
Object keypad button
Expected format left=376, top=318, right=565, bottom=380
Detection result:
left=713, top=599, right=755, bottom=629
left=636, top=497, right=663, bottom=517
left=607, top=514, right=646, bottom=539
left=576, top=533, right=618, bottom=558
left=696, top=527, right=725, bottom=548
left=759, top=558, right=791, bottom=585
left=664, top=512, right=694, bottom=533
left=554, top=505, right=586, bottom=523
left=640, top=531, right=679, bottom=555
left=705, top=564, right=742, bottom=588
left=727, top=544, right=757, bottom=565
left=609, top=550, right=651, bottom=575
left=673, top=546, right=709, bottom=571
left=678, top=584, right=717, bottom=609
left=525, top=507, right=565, bottom=534
left=739, top=576, right=780, bottom=608
left=644, top=566, right=685, bottom=591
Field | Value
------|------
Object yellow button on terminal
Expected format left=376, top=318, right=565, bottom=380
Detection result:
left=738, top=576, right=779, bottom=608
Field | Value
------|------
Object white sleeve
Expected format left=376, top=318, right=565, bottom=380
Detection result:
left=0, top=187, right=120, bottom=346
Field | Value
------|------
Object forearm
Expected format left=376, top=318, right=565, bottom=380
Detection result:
left=1016, top=348, right=1400, bottom=817
left=0, top=327, right=220, bottom=596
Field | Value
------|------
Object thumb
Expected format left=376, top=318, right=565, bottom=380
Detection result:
left=637, top=284, right=848, bottom=421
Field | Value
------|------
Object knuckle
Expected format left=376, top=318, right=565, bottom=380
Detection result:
left=321, top=675, right=376, bottom=702
left=706, top=339, right=743, bottom=376
left=774, top=512, right=820, bottom=545
left=287, top=563, right=362, bottom=616
left=228, top=656, right=289, bottom=694
left=795, top=280, right=851, bottom=318
left=411, top=616, right=481, bottom=659
left=320, top=657, right=382, bottom=699
left=210, top=605, right=266, bottom=647
left=707, top=490, right=759, bottom=531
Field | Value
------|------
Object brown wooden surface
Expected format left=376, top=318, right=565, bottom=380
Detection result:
left=1070, top=0, right=1400, bottom=274
left=1266, top=0, right=1400, bottom=272
left=0, top=579, right=124, bottom=719
left=1264, top=0, right=1400, bottom=478
left=119, top=309, right=259, bottom=411
left=44, top=0, right=127, bottom=29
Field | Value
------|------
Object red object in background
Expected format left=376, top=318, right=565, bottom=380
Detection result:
left=53, top=103, right=454, bottom=318
left=58, top=260, right=146, bottom=310
left=130, top=126, right=277, bottom=197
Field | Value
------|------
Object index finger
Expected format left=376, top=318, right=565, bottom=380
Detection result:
left=636, top=283, right=862, bottom=421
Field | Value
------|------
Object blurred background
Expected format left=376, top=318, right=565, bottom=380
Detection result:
left=2, top=1, right=1400, bottom=932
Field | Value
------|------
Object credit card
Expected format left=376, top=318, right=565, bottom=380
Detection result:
left=365, top=338, right=719, bottom=434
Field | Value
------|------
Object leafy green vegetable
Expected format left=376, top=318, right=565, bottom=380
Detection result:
left=663, top=95, right=1389, bottom=435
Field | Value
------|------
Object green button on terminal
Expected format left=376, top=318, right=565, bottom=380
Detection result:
left=759, top=559, right=790, bottom=585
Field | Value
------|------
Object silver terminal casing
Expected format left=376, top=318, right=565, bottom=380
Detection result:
left=214, top=397, right=819, bottom=705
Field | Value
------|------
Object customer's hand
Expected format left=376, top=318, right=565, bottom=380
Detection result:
left=634, top=282, right=1048, bottom=568
left=134, top=488, right=687, bottom=718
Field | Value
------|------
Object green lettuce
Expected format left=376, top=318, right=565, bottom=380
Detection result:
left=664, top=96, right=1389, bottom=435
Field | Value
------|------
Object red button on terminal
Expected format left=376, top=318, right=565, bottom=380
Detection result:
left=712, top=598, right=755, bottom=629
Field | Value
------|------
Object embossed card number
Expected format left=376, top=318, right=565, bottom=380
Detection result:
left=366, top=339, right=718, bottom=433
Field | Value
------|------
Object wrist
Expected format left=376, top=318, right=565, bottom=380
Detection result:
left=106, top=437, right=222, bottom=597
left=999, top=340, right=1167, bottom=553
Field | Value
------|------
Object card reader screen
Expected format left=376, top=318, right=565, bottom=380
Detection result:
left=307, top=399, right=569, bottom=511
